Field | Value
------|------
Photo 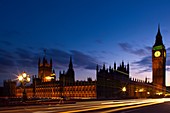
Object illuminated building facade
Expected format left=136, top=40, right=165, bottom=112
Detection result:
left=4, top=26, right=168, bottom=99
left=14, top=58, right=167, bottom=99
left=12, top=59, right=166, bottom=99
left=16, top=56, right=96, bottom=99
left=38, top=56, right=56, bottom=82
left=128, top=78, right=154, bottom=98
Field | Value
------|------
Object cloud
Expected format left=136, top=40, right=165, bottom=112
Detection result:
left=0, top=47, right=38, bottom=81
left=145, top=46, right=152, bottom=52
left=118, top=42, right=149, bottom=56
left=137, top=68, right=152, bottom=74
left=0, top=46, right=102, bottom=86
left=0, top=49, right=18, bottom=85
left=165, top=53, right=170, bottom=66
left=132, top=47, right=170, bottom=74
left=132, top=55, right=152, bottom=74
left=42, top=48, right=100, bottom=70
left=0, top=48, right=15, bottom=59
left=45, top=48, right=71, bottom=69
left=0, top=49, right=16, bottom=73
left=15, top=48, right=39, bottom=68
left=71, top=50, right=99, bottom=70
left=133, top=56, right=152, bottom=67
left=119, top=42, right=132, bottom=51
left=167, top=47, right=170, bottom=51
left=0, top=56, right=15, bottom=67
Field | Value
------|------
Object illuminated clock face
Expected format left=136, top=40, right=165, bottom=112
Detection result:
left=164, top=52, right=166, bottom=57
left=154, top=51, right=161, bottom=57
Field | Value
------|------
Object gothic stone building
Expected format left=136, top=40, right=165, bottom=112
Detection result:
left=152, top=25, right=166, bottom=95
left=96, top=62, right=129, bottom=99
left=5, top=26, right=167, bottom=99
left=16, top=56, right=96, bottom=99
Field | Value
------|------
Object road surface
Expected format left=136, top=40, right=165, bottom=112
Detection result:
left=1, top=98, right=170, bottom=113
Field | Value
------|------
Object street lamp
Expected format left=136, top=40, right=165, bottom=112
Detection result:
left=122, top=87, right=126, bottom=92
left=18, top=71, right=30, bottom=102
left=122, top=87, right=127, bottom=99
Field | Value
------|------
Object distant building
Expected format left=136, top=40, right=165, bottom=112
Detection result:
left=0, top=86, right=4, bottom=97
left=38, top=56, right=56, bottom=82
left=96, top=62, right=129, bottom=99
left=16, top=56, right=96, bottom=99
left=3, top=80, right=16, bottom=97
left=3, top=26, right=167, bottom=99
left=59, top=57, right=75, bottom=86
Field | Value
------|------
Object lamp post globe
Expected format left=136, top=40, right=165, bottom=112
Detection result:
left=122, top=87, right=126, bottom=92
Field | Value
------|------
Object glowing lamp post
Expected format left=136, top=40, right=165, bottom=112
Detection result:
left=18, top=72, right=30, bottom=101
left=122, top=87, right=126, bottom=92
left=122, top=87, right=127, bottom=98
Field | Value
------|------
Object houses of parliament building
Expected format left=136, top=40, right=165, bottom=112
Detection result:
left=1, top=26, right=167, bottom=99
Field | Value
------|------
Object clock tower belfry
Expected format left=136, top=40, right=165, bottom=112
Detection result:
left=152, top=25, right=166, bottom=90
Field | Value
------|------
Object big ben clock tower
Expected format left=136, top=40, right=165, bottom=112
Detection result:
left=152, top=25, right=166, bottom=90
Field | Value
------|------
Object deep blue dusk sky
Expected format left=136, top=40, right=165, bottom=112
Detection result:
left=1, top=0, right=170, bottom=86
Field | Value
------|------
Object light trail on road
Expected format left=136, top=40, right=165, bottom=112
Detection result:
left=1, top=98, right=170, bottom=113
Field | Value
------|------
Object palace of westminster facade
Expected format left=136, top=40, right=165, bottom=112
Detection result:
left=1, top=26, right=167, bottom=99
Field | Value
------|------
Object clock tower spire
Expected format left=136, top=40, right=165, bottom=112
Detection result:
left=153, top=24, right=164, bottom=47
left=152, top=25, right=166, bottom=92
